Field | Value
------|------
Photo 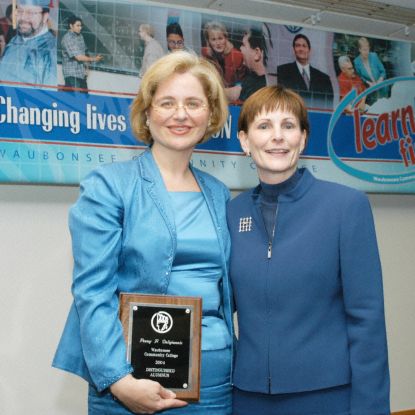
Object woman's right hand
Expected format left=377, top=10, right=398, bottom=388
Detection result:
left=110, top=374, right=188, bottom=414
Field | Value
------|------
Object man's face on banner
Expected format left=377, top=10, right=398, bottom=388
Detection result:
left=293, top=37, right=310, bottom=65
left=16, top=5, right=48, bottom=37
left=70, top=20, right=83, bottom=35
left=240, top=33, right=255, bottom=70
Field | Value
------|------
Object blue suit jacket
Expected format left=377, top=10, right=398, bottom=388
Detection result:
left=227, top=169, right=390, bottom=414
left=53, top=150, right=233, bottom=391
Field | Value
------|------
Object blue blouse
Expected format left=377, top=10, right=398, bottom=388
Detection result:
left=167, top=191, right=231, bottom=352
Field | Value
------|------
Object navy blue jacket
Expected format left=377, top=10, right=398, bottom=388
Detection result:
left=227, top=169, right=390, bottom=414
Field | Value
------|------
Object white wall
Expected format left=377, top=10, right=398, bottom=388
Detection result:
left=0, top=184, right=414, bottom=414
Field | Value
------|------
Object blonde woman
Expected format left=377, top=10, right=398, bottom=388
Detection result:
left=201, top=21, right=246, bottom=88
left=53, top=52, right=234, bottom=415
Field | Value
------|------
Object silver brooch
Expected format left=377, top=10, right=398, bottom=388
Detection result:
left=239, top=217, right=252, bottom=232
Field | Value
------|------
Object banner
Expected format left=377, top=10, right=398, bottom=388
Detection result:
left=0, top=0, right=415, bottom=192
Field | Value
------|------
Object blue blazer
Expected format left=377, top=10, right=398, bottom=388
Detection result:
left=354, top=52, right=386, bottom=85
left=227, top=169, right=390, bottom=414
left=53, top=149, right=233, bottom=392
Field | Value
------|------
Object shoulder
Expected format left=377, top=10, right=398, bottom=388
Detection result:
left=310, top=175, right=369, bottom=209
left=337, top=72, right=346, bottom=81
left=227, top=48, right=243, bottom=59
left=277, top=62, right=296, bottom=72
left=38, top=30, right=56, bottom=48
left=201, top=46, right=211, bottom=58
left=193, top=167, right=229, bottom=197
left=81, top=159, right=141, bottom=196
left=228, top=188, right=253, bottom=211
left=310, top=66, right=330, bottom=79
left=370, top=52, right=383, bottom=64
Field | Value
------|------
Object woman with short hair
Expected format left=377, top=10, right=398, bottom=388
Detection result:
left=227, top=85, right=390, bottom=415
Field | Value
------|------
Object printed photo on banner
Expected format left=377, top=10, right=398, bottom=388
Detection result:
left=0, top=0, right=58, bottom=87
left=0, top=0, right=415, bottom=191
left=275, top=26, right=335, bottom=110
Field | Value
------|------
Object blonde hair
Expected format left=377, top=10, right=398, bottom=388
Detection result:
left=139, top=23, right=154, bottom=38
left=357, top=37, right=370, bottom=49
left=130, top=51, right=229, bottom=145
left=203, top=21, right=228, bottom=43
left=203, top=21, right=233, bottom=55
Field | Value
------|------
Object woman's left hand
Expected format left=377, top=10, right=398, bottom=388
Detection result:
left=110, top=375, right=188, bottom=414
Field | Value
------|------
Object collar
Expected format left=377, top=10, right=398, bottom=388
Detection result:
left=259, top=170, right=301, bottom=203
left=252, top=168, right=314, bottom=204
left=296, top=61, right=310, bottom=75
left=22, top=25, right=49, bottom=42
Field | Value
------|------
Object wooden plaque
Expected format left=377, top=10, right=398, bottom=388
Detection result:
left=119, top=293, right=202, bottom=401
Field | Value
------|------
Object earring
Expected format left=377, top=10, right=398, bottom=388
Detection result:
left=146, top=119, right=150, bottom=127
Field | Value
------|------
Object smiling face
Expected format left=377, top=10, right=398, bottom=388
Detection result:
left=147, top=72, right=210, bottom=156
left=293, top=37, right=310, bottom=66
left=207, top=29, right=227, bottom=54
left=239, top=108, right=306, bottom=184
left=167, top=33, right=184, bottom=51
left=16, top=5, right=48, bottom=37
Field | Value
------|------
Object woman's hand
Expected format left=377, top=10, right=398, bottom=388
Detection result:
left=110, top=374, right=188, bottom=414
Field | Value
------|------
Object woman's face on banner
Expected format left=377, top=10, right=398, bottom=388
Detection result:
left=359, top=43, right=370, bottom=59
left=238, top=108, right=306, bottom=184
left=207, top=30, right=227, bottom=54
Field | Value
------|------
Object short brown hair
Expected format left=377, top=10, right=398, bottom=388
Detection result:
left=130, top=51, right=229, bottom=145
left=238, top=85, right=310, bottom=141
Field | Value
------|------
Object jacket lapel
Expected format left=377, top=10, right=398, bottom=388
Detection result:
left=139, top=150, right=177, bottom=246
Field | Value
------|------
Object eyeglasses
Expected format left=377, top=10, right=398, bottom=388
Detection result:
left=168, top=40, right=184, bottom=47
left=151, top=100, right=208, bottom=117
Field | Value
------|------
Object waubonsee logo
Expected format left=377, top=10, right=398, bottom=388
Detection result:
left=151, top=311, right=173, bottom=334
left=328, top=76, right=415, bottom=184
left=284, top=25, right=303, bottom=34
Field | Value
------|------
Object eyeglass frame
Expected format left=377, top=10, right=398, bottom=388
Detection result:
left=167, top=39, right=184, bottom=47
left=151, top=101, right=209, bottom=116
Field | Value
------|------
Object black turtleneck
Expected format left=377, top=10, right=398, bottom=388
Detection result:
left=259, top=169, right=301, bottom=239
